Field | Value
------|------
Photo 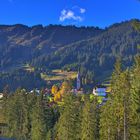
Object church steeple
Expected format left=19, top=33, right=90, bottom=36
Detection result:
left=77, top=72, right=81, bottom=90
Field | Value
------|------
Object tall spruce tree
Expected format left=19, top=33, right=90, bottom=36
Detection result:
left=81, top=96, right=99, bottom=140
left=4, top=89, right=30, bottom=140
left=129, top=56, right=140, bottom=139
left=108, top=59, right=124, bottom=140
left=22, top=91, right=37, bottom=140
left=100, top=99, right=117, bottom=140
left=100, top=60, right=132, bottom=140
left=31, top=93, right=47, bottom=140
left=56, top=93, right=82, bottom=140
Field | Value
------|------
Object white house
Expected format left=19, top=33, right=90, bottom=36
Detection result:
left=93, top=85, right=107, bottom=97
left=0, top=93, right=3, bottom=99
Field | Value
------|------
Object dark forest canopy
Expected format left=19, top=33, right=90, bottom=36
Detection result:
left=1, top=56, right=140, bottom=140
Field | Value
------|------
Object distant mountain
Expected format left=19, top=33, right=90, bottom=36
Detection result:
left=0, top=24, right=102, bottom=71
left=0, top=19, right=140, bottom=91
left=30, top=20, right=140, bottom=80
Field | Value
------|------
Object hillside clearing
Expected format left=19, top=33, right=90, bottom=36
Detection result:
left=41, top=69, right=77, bottom=81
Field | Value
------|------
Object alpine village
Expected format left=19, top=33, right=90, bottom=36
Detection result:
left=0, top=1, right=140, bottom=140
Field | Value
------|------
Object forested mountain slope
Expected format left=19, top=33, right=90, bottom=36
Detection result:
left=0, top=19, right=140, bottom=91
left=31, top=20, right=140, bottom=80
left=0, top=24, right=102, bottom=71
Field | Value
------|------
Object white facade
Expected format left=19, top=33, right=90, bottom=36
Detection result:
left=77, top=73, right=81, bottom=90
left=93, top=87, right=107, bottom=96
left=0, top=93, right=3, bottom=99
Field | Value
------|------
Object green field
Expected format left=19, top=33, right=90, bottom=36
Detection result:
left=22, top=64, right=35, bottom=72
left=41, top=69, right=77, bottom=81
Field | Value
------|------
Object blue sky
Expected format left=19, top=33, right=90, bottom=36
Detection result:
left=0, top=0, right=140, bottom=28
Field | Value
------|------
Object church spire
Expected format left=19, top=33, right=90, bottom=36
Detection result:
left=77, top=72, right=81, bottom=90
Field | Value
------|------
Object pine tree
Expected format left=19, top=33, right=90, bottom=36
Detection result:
left=100, top=99, right=117, bottom=140
left=129, top=56, right=140, bottom=140
left=100, top=60, right=132, bottom=140
left=111, top=60, right=124, bottom=140
left=4, top=89, right=30, bottom=140
left=56, top=93, right=82, bottom=140
left=31, top=93, right=47, bottom=140
left=81, top=96, right=99, bottom=140
left=119, top=70, right=131, bottom=140
left=22, top=91, right=37, bottom=140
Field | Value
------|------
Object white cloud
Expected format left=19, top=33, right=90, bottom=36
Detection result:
left=80, top=8, right=86, bottom=14
left=59, top=9, right=83, bottom=22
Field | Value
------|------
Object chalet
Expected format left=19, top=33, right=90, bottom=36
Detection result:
left=93, top=85, right=107, bottom=97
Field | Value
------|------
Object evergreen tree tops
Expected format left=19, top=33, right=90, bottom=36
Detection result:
left=1, top=56, right=140, bottom=140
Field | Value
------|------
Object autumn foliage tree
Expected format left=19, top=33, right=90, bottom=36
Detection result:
left=52, top=81, right=73, bottom=102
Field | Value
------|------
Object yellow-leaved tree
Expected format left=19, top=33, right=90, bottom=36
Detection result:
left=51, top=85, right=59, bottom=95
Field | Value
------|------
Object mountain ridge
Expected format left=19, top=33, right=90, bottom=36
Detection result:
left=0, top=19, right=140, bottom=91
